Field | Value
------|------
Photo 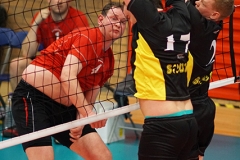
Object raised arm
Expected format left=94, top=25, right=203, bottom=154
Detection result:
left=126, top=0, right=160, bottom=27
left=21, top=8, right=50, bottom=58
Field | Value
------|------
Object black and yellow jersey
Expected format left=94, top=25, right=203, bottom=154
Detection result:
left=128, top=0, right=191, bottom=101
left=187, top=1, right=222, bottom=99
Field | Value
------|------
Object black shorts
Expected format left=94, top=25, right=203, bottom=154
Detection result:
left=138, top=114, right=198, bottom=160
left=189, top=95, right=216, bottom=158
left=12, top=79, right=96, bottom=151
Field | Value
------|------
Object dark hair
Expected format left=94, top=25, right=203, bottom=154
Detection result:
left=101, top=2, right=124, bottom=16
left=150, top=0, right=163, bottom=9
left=0, top=5, right=8, bottom=27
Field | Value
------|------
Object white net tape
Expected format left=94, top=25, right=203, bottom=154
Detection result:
left=209, top=77, right=239, bottom=90
left=0, top=102, right=139, bottom=149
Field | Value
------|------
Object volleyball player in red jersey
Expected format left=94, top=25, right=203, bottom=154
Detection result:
left=11, top=2, right=127, bottom=160
left=10, top=0, right=89, bottom=91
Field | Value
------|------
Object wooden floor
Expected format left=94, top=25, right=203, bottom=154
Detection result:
left=125, top=97, right=240, bottom=137
left=125, top=106, right=240, bottom=137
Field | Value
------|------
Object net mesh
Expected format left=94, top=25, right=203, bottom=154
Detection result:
left=209, top=5, right=240, bottom=89
left=0, top=0, right=239, bottom=150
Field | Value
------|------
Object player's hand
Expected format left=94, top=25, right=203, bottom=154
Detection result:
left=34, top=8, right=50, bottom=25
left=83, top=110, right=108, bottom=129
left=69, top=125, right=84, bottom=143
left=90, top=118, right=107, bottom=129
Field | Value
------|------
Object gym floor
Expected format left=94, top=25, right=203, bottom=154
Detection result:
left=0, top=123, right=240, bottom=160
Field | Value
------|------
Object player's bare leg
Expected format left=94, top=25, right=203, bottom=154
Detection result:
left=26, top=146, right=54, bottom=160
left=70, top=132, right=112, bottom=160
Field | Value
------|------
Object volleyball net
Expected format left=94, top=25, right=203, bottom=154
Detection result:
left=209, top=5, right=240, bottom=89
left=0, top=0, right=239, bottom=150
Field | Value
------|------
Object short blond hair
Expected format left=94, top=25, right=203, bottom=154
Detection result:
left=215, top=0, right=234, bottom=20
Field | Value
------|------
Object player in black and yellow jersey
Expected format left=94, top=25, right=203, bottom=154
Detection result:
left=187, top=0, right=234, bottom=159
left=124, top=0, right=198, bottom=159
